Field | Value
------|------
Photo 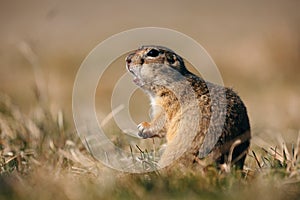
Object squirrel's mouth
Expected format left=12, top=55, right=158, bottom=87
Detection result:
left=126, top=64, right=145, bottom=87
left=126, top=63, right=138, bottom=75
left=132, top=76, right=146, bottom=87
left=133, top=77, right=141, bottom=84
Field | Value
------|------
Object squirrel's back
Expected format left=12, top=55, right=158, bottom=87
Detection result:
left=126, top=46, right=251, bottom=169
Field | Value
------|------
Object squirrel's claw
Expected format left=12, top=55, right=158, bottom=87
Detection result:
left=137, top=122, right=153, bottom=139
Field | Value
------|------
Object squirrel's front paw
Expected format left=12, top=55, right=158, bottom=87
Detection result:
left=137, top=122, right=154, bottom=139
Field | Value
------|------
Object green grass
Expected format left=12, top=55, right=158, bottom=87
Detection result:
left=0, top=93, right=300, bottom=200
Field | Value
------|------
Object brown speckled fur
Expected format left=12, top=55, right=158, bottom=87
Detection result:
left=126, top=45, right=251, bottom=169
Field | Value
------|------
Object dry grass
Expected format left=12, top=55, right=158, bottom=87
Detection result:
left=0, top=32, right=299, bottom=198
left=1, top=39, right=300, bottom=199
left=0, top=92, right=300, bottom=200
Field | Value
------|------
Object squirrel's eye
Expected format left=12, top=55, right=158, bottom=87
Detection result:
left=146, top=49, right=160, bottom=57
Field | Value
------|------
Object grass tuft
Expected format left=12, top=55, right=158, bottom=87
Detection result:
left=0, top=93, right=300, bottom=200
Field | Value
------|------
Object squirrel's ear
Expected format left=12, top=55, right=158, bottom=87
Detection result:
left=166, top=52, right=175, bottom=64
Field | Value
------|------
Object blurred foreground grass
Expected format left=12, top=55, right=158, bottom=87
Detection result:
left=0, top=93, right=300, bottom=200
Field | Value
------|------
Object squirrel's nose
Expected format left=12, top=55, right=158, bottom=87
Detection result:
left=126, top=57, right=131, bottom=64
left=126, top=53, right=135, bottom=64
left=126, top=56, right=133, bottom=72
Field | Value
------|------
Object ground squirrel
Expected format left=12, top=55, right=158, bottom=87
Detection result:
left=126, top=45, right=251, bottom=169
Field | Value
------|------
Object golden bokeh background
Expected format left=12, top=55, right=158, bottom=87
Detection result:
left=1, top=0, right=299, bottom=137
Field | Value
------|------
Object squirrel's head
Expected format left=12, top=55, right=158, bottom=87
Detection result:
left=126, top=46, right=189, bottom=91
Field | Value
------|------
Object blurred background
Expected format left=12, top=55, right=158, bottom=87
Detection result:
left=0, top=0, right=299, bottom=140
